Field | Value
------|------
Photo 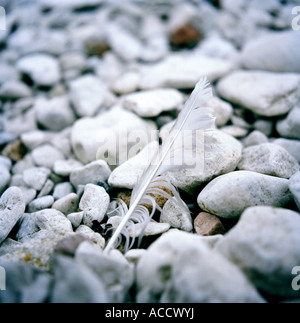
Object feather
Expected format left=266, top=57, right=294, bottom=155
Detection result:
left=104, top=77, right=215, bottom=253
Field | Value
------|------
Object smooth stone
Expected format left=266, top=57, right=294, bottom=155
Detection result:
left=35, top=209, right=73, bottom=234
left=50, top=128, right=73, bottom=158
left=160, top=198, right=193, bottom=232
left=276, top=107, right=300, bottom=140
left=111, top=71, right=140, bottom=94
left=70, top=160, right=111, bottom=188
left=123, top=89, right=184, bottom=118
left=216, top=206, right=300, bottom=298
left=194, top=212, right=226, bottom=236
left=16, top=54, right=61, bottom=86
left=108, top=141, right=158, bottom=189
left=0, top=187, right=26, bottom=244
left=79, top=185, right=110, bottom=228
left=140, top=53, right=234, bottom=89
left=136, top=230, right=265, bottom=303
left=197, top=171, right=293, bottom=218
left=0, top=80, right=32, bottom=99
left=12, top=154, right=35, bottom=175
left=31, top=144, right=65, bottom=170
left=35, top=95, right=76, bottom=131
left=273, top=138, right=300, bottom=163
left=238, top=143, right=299, bottom=179
left=0, top=156, right=12, bottom=170
left=242, top=130, right=269, bottom=147
left=27, top=195, right=55, bottom=213
left=37, top=179, right=54, bottom=198
left=71, top=106, right=156, bottom=165
left=20, top=130, right=54, bottom=151
left=23, top=167, right=51, bottom=191
left=67, top=211, right=84, bottom=230
left=241, top=31, right=300, bottom=73
left=19, top=187, right=37, bottom=206
left=289, top=172, right=300, bottom=211
left=217, top=70, right=300, bottom=117
left=69, top=74, right=107, bottom=117
left=253, top=119, right=274, bottom=136
left=206, top=97, right=233, bottom=127
left=167, top=129, right=242, bottom=194
left=52, top=193, right=79, bottom=216
left=53, top=182, right=74, bottom=201
left=0, top=164, right=10, bottom=195
left=220, top=125, right=248, bottom=138
left=54, top=159, right=83, bottom=177
left=75, top=225, right=105, bottom=250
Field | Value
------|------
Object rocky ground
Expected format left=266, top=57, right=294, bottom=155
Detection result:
left=0, top=0, right=300, bottom=303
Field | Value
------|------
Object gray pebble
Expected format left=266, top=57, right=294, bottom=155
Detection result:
left=28, top=195, right=54, bottom=213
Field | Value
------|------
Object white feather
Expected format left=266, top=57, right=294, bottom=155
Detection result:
left=104, top=77, right=215, bottom=253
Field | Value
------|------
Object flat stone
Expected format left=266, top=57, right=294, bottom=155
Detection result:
left=17, top=54, right=61, bottom=87
left=69, top=74, right=107, bottom=117
left=217, top=70, right=300, bottom=117
left=23, top=167, right=51, bottom=191
left=289, top=172, right=300, bottom=211
left=27, top=195, right=54, bottom=213
left=31, top=144, right=65, bottom=170
left=37, top=179, right=54, bottom=198
left=276, top=107, right=300, bottom=140
left=0, top=187, right=26, bottom=244
left=238, top=143, right=299, bottom=179
left=273, top=138, right=300, bottom=163
left=216, top=206, right=300, bottom=298
left=194, top=212, right=226, bottom=236
left=79, top=185, right=110, bottom=227
left=70, top=160, right=111, bottom=188
left=54, top=159, right=83, bottom=177
left=53, top=182, right=74, bottom=201
left=220, top=125, right=248, bottom=138
left=136, top=230, right=265, bottom=303
left=197, top=171, right=293, bottom=218
left=0, top=80, right=32, bottom=99
left=19, top=187, right=37, bottom=206
left=123, top=89, right=184, bottom=118
left=52, top=193, right=79, bottom=216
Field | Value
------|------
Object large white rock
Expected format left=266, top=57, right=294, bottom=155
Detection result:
left=0, top=187, right=26, bottom=244
left=136, top=230, right=265, bottom=303
left=238, top=143, right=299, bottom=179
left=241, top=31, right=300, bottom=73
left=217, top=71, right=300, bottom=117
left=123, top=88, right=184, bottom=118
left=197, top=171, right=293, bottom=218
left=216, top=206, right=300, bottom=298
left=71, top=106, right=157, bottom=165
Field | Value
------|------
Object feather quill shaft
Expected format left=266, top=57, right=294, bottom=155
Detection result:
left=104, top=77, right=214, bottom=253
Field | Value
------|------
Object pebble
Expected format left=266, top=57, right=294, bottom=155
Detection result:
left=79, top=184, right=110, bottom=228
left=0, top=156, right=12, bottom=170
left=273, top=138, right=300, bottom=163
left=289, top=172, right=300, bottom=211
left=19, top=187, right=37, bottom=206
left=20, top=130, right=54, bottom=151
left=53, top=182, right=74, bottom=201
left=23, top=167, right=51, bottom=191
left=123, top=89, right=184, bottom=118
left=276, top=107, right=300, bottom=140
left=12, top=154, right=35, bottom=175
left=31, top=144, right=65, bottom=170
left=75, top=225, right=105, bottom=250
left=0, top=164, right=11, bottom=195
left=198, top=171, right=293, bottom=218
left=69, top=74, right=107, bottom=117
left=194, top=212, right=226, bottom=236
left=136, top=230, right=265, bottom=303
left=2, top=140, right=27, bottom=162
left=220, top=125, right=248, bottom=138
left=160, top=198, right=193, bottom=232
left=28, top=196, right=55, bottom=213
left=37, top=179, right=54, bottom=198
left=54, top=159, right=83, bottom=177
left=35, top=95, right=76, bottom=131
left=217, top=70, right=300, bottom=117
left=238, top=143, right=299, bottom=179
left=241, top=31, right=300, bottom=73
left=35, top=209, right=73, bottom=234
left=0, top=80, right=32, bottom=99
left=242, top=130, right=269, bottom=147
left=216, top=206, right=300, bottom=298
left=67, top=211, right=84, bottom=230
left=206, top=97, right=233, bottom=127
left=253, top=119, right=274, bottom=137
left=16, top=54, right=61, bottom=87
left=70, top=160, right=111, bottom=188
left=52, top=193, right=79, bottom=215
left=53, top=233, right=89, bottom=257
left=111, top=71, right=140, bottom=95
left=0, top=187, right=26, bottom=244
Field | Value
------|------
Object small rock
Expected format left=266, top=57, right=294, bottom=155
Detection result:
left=54, top=233, right=89, bottom=257
left=75, top=225, right=105, bottom=250
left=23, top=167, right=51, bottom=191
left=242, top=130, right=269, bottom=147
left=16, top=54, right=61, bottom=86
left=194, top=212, right=226, bottom=236
left=16, top=213, right=40, bottom=242
left=276, top=107, right=300, bottom=140
left=53, top=182, right=74, bottom=200
left=206, top=97, right=233, bottom=127
left=20, top=130, right=53, bottom=151
left=217, top=70, right=300, bottom=117
left=238, top=143, right=299, bottom=179
left=35, top=209, right=73, bottom=234
left=0, top=156, right=12, bottom=170
left=123, top=88, right=184, bottom=118
left=0, top=80, right=32, bottom=99
left=160, top=198, right=193, bottom=232
left=37, top=179, right=54, bottom=198
left=253, top=119, right=274, bottom=136
left=2, top=140, right=27, bottom=162
left=79, top=184, right=110, bottom=227
left=170, top=24, right=203, bottom=50
left=67, top=211, right=84, bottom=230
left=69, top=74, right=107, bottom=117
left=28, top=195, right=54, bottom=213
left=216, top=206, right=300, bottom=298
left=0, top=164, right=10, bottom=195
left=0, top=187, right=26, bottom=244
left=19, top=187, right=37, bottom=206
left=197, top=171, right=293, bottom=218
left=125, top=249, right=147, bottom=266
left=70, top=160, right=111, bottom=188
left=111, top=71, right=140, bottom=95
left=289, top=172, right=300, bottom=211
left=220, top=125, right=248, bottom=138
left=54, top=159, right=83, bottom=177
left=52, top=193, right=79, bottom=216
left=273, top=138, right=300, bottom=163
left=12, top=154, right=35, bottom=175
left=85, top=39, right=110, bottom=57
left=31, top=144, right=65, bottom=170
